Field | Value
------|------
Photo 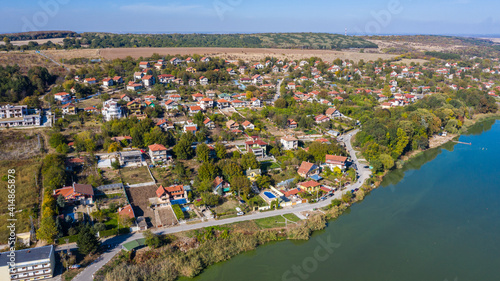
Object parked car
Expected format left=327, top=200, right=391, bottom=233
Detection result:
left=237, top=212, right=244, bottom=216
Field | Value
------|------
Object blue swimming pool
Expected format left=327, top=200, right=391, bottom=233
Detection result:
left=264, top=192, right=276, bottom=199
left=171, top=199, right=187, bottom=205
left=181, top=206, right=190, bottom=212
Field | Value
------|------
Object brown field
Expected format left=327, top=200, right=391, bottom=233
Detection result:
left=0, top=38, right=66, bottom=46
left=99, top=47, right=401, bottom=63
left=0, top=51, right=67, bottom=74
left=366, top=38, right=466, bottom=54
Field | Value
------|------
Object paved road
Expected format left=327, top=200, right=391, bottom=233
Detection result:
left=72, top=129, right=369, bottom=281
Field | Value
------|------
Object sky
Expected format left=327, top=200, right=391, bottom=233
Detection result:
left=1, top=0, right=500, bottom=36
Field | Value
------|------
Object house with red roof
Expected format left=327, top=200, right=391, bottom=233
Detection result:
left=297, top=161, right=320, bottom=178
left=189, top=105, right=202, bottom=115
left=297, top=180, right=321, bottom=193
left=155, top=185, right=188, bottom=205
left=118, top=204, right=135, bottom=220
left=204, top=118, right=215, bottom=129
left=148, top=143, right=169, bottom=164
left=245, top=138, right=267, bottom=157
left=54, top=92, right=71, bottom=103
left=53, top=182, right=94, bottom=205
left=102, top=77, right=114, bottom=87
left=324, top=155, right=349, bottom=171
left=242, top=120, right=255, bottom=130
left=315, top=115, right=330, bottom=124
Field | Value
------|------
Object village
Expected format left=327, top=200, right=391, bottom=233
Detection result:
left=1, top=46, right=500, bottom=281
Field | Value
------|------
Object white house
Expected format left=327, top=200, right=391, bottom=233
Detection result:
left=102, top=99, right=123, bottom=121
left=281, top=136, right=298, bottom=150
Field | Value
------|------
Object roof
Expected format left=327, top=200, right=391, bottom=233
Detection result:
left=119, top=204, right=135, bottom=219
left=165, top=185, right=184, bottom=193
left=298, top=161, right=316, bottom=176
left=203, top=118, right=212, bottom=124
left=148, top=144, right=167, bottom=152
left=298, top=180, right=321, bottom=188
left=325, top=155, right=348, bottom=163
left=0, top=245, right=54, bottom=265
left=73, top=183, right=94, bottom=196
left=55, top=92, right=70, bottom=96
left=283, top=188, right=301, bottom=197
left=190, top=106, right=202, bottom=111
left=242, top=120, right=252, bottom=126
left=325, top=107, right=337, bottom=115
left=122, top=238, right=146, bottom=252
left=282, top=136, right=298, bottom=141
left=156, top=185, right=167, bottom=198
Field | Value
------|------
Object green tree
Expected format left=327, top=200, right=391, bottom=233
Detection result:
left=198, top=162, right=218, bottom=181
left=241, top=152, right=259, bottom=170
left=275, top=98, right=287, bottom=108
left=174, top=139, right=194, bottom=160
left=201, top=192, right=220, bottom=206
left=36, top=217, right=58, bottom=243
left=49, top=133, right=66, bottom=148
left=215, top=142, right=227, bottom=160
left=231, top=176, right=252, bottom=197
left=144, top=230, right=163, bottom=249
left=77, top=225, right=100, bottom=256
left=379, top=153, right=394, bottom=170
left=196, top=143, right=210, bottom=162
left=56, top=195, right=66, bottom=209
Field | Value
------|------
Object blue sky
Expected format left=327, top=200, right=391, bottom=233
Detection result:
left=1, top=0, right=499, bottom=35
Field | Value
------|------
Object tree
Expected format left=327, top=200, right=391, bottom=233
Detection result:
left=201, top=192, right=220, bottom=206
left=108, top=142, right=122, bottom=153
left=256, top=175, right=271, bottom=189
left=56, top=143, right=70, bottom=154
left=215, top=142, right=227, bottom=160
left=196, top=143, right=210, bottom=162
left=36, top=217, right=58, bottom=243
left=56, top=195, right=66, bottom=209
left=84, top=139, right=96, bottom=153
left=111, top=158, right=121, bottom=170
left=173, top=139, right=194, bottom=160
left=49, top=133, right=66, bottom=148
left=144, top=230, right=163, bottom=249
left=241, top=152, right=259, bottom=170
left=77, top=225, right=100, bottom=256
left=275, top=98, right=287, bottom=108
left=231, top=176, right=251, bottom=197
left=198, top=162, right=218, bottom=181
left=379, top=153, right=394, bottom=170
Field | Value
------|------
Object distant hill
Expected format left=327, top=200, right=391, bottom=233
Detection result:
left=0, top=31, right=78, bottom=41
left=65, top=32, right=378, bottom=50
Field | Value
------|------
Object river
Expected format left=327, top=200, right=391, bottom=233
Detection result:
left=187, top=119, right=500, bottom=281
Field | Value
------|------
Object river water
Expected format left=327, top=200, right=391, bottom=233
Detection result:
left=190, top=120, right=500, bottom=281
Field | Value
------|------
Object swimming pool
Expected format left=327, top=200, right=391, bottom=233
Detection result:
left=264, top=191, right=276, bottom=199
left=181, top=206, right=190, bottom=212
left=170, top=199, right=187, bottom=205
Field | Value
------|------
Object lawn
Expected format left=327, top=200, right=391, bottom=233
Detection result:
left=120, top=166, right=151, bottom=185
left=213, top=199, right=240, bottom=215
left=0, top=159, right=42, bottom=243
left=254, top=214, right=300, bottom=229
left=260, top=161, right=281, bottom=171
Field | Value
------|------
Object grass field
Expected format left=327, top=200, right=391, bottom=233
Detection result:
left=120, top=166, right=151, bottom=185
left=0, top=159, right=42, bottom=243
left=255, top=214, right=300, bottom=229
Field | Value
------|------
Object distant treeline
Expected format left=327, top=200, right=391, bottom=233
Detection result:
left=424, top=51, right=461, bottom=60
left=60, top=32, right=378, bottom=50
left=1, top=31, right=78, bottom=41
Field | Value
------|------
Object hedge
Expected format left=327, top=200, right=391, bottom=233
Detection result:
left=56, top=235, right=78, bottom=245
left=99, top=228, right=130, bottom=238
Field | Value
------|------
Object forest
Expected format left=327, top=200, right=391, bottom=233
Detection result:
left=0, top=65, right=55, bottom=104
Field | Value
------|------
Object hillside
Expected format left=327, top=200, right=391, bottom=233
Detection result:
left=64, top=32, right=378, bottom=50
